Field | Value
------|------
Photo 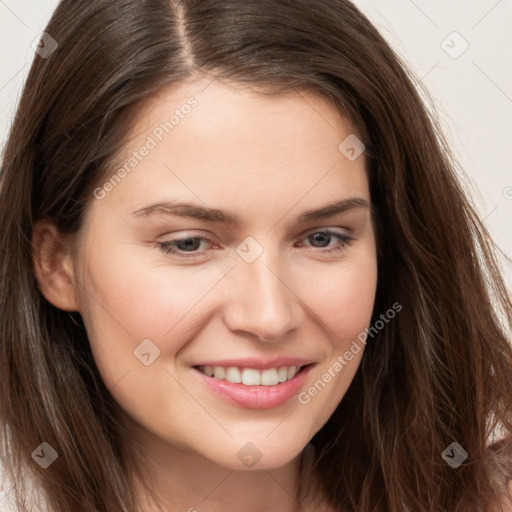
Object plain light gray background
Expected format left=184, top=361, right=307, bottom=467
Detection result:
left=1, top=0, right=511, bottom=288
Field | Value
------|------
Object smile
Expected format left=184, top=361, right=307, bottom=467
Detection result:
left=193, top=363, right=314, bottom=409
left=195, top=364, right=308, bottom=386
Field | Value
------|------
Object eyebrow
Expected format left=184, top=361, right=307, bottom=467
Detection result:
left=131, top=197, right=371, bottom=226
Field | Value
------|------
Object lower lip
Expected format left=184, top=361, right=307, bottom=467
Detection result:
left=193, top=365, right=314, bottom=409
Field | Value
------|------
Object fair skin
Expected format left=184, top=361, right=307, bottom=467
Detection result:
left=33, top=78, right=378, bottom=511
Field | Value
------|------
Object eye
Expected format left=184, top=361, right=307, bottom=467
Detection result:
left=299, top=229, right=354, bottom=254
left=156, top=229, right=354, bottom=260
left=156, top=235, right=214, bottom=259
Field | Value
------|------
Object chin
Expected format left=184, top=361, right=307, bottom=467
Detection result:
left=201, top=436, right=308, bottom=471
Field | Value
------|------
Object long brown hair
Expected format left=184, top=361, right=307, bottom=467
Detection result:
left=1, top=1, right=511, bottom=511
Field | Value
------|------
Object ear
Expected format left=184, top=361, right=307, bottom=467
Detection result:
left=32, top=220, right=80, bottom=311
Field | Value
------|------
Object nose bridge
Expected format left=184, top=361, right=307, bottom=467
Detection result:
left=224, top=240, right=301, bottom=341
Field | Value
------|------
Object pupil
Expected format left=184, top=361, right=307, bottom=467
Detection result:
left=177, top=238, right=200, bottom=251
left=311, top=232, right=329, bottom=247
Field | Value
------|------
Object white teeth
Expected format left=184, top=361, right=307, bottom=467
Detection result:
left=198, top=364, right=305, bottom=385
left=260, top=368, right=279, bottom=386
left=277, top=366, right=288, bottom=382
left=242, top=368, right=261, bottom=386
left=287, top=365, right=298, bottom=379
left=225, top=367, right=242, bottom=383
left=213, top=367, right=226, bottom=379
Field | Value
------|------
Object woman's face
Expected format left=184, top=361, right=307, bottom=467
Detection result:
left=73, top=78, right=377, bottom=470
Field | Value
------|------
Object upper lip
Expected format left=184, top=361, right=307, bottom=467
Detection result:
left=192, top=357, right=314, bottom=370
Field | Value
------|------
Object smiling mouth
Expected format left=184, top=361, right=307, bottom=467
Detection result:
left=194, top=364, right=311, bottom=386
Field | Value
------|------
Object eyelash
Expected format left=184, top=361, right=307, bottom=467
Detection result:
left=156, top=229, right=354, bottom=259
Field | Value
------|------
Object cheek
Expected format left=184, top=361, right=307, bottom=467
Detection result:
left=78, top=231, right=376, bottom=396
left=295, top=254, right=378, bottom=344
left=83, top=251, right=197, bottom=330
left=76, top=244, right=228, bottom=385
left=293, top=254, right=377, bottom=430
left=331, top=265, right=377, bottom=341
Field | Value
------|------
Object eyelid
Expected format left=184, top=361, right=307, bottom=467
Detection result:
left=156, top=227, right=354, bottom=259
left=156, top=232, right=217, bottom=258
left=301, top=225, right=353, bottom=237
left=298, top=228, right=354, bottom=248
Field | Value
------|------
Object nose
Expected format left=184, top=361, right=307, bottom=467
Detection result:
left=222, top=250, right=303, bottom=342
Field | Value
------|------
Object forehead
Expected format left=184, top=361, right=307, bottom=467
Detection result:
left=88, top=78, right=369, bottom=228
left=115, top=77, right=360, bottom=165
